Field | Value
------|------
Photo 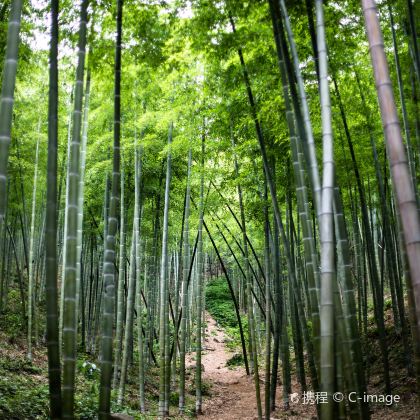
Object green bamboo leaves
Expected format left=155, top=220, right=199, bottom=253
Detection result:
left=2, top=1, right=420, bottom=419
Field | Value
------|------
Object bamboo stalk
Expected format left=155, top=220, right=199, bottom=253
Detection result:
left=98, top=0, right=123, bottom=415
left=27, top=122, right=41, bottom=361
left=362, top=0, right=420, bottom=382
left=62, top=1, right=89, bottom=416
left=0, top=0, right=23, bottom=232
left=44, top=0, right=62, bottom=413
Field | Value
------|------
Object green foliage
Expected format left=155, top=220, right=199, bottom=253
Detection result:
left=74, top=387, right=99, bottom=420
left=206, top=277, right=237, bottom=328
left=0, top=377, right=49, bottom=419
left=226, top=353, right=244, bottom=368
left=169, top=391, right=180, bottom=406
left=0, top=0, right=418, bottom=417
left=205, top=277, right=248, bottom=351
left=189, top=378, right=212, bottom=397
left=0, top=355, right=49, bottom=419
left=1, top=357, right=42, bottom=374
left=0, top=295, right=25, bottom=338
left=77, top=359, right=100, bottom=381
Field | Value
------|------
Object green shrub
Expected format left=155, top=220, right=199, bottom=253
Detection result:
left=0, top=376, right=49, bottom=419
left=226, top=353, right=244, bottom=368
left=205, top=278, right=238, bottom=328
left=205, top=277, right=249, bottom=352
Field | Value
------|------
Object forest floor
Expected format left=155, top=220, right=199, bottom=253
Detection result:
left=0, top=302, right=418, bottom=419
left=194, top=314, right=317, bottom=419
left=196, top=314, right=261, bottom=419
left=192, top=313, right=418, bottom=420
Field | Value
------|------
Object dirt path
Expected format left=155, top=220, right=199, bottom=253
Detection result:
left=191, top=315, right=416, bottom=420
left=197, top=315, right=259, bottom=419
left=193, top=314, right=317, bottom=420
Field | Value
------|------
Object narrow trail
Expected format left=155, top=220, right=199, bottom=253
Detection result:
left=197, top=315, right=258, bottom=419
left=190, top=315, right=411, bottom=420
left=191, top=314, right=317, bottom=420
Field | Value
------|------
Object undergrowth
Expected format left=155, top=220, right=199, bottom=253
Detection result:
left=0, top=302, right=196, bottom=419
left=205, top=277, right=248, bottom=354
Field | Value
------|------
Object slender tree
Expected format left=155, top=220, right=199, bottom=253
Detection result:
left=113, top=163, right=125, bottom=389
left=158, top=122, right=173, bottom=418
left=62, top=1, right=89, bottom=417
left=76, top=60, right=91, bottom=336
left=231, top=126, right=262, bottom=418
left=118, top=222, right=136, bottom=404
left=45, top=0, right=62, bottom=414
left=135, top=144, right=145, bottom=413
left=315, top=1, right=335, bottom=417
left=362, top=0, right=420, bottom=359
left=99, top=0, right=123, bottom=416
left=195, top=131, right=205, bottom=415
left=0, top=0, right=23, bottom=237
left=179, top=148, right=192, bottom=413
left=27, top=125, right=41, bottom=361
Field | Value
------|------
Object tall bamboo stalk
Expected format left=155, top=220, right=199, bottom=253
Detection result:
left=195, top=132, right=205, bottom=415
left=362, top=0, right=420, bottom=367
left=231, top=127, right=262, bottom=417
left=230, top=12, right=319, bottom=397
left=315, top=1, right=335, bottom=417
left=118, top=222, right=136, bottom=404
left=59, top=93, right=75, bottom=346
left=387, top=2, right=417, bottom=195
left=269, top=0, right=320, bottom=366
left=0, top=0, right=23, bottom=234
left=333, top=75, right=391, bottom=392
left=158, top=123, right=173, bottom=418
left=278, top=0, right=321, bottom=215
left=135, top=143, right=145, bottom=413
left=98, top=0, right=123, bottom=415
left=62, top=1, right=88, bottom=417
left=76, top=61, right=91, bottom=338
left=179, top=148, right=192, bottom=413
left=263, top=184, right=271, bottom=420
left=45, top=0, right=61, bottom=414
left=113, top=163, right=125, bottom=389
left=27, top=123, right=41, bottom=361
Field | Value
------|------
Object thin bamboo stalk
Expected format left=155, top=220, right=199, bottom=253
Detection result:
left=98, top=0, right=123, bottom=415
left=44, top=0, right=62, bottom=412
left=0, top=0, right=23, bottom=232
left=27, top=123, right=41, bottom=361
left=158, top=123, right=172, bottom=418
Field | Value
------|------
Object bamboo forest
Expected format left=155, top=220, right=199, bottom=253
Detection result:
left=1, top=0, right=420, bottom=418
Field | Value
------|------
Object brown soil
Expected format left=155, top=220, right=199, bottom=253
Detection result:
left=194, top=315, right=317, bottom=420
left=190, top=314, right=418, bottom=420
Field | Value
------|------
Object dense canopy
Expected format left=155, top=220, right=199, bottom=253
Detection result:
left=0, top=0, right=419, bottom=419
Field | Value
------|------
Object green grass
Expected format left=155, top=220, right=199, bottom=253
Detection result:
left=226, top=353, right=244, bottom=369
left=205, top=277, right=248, bottom=354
